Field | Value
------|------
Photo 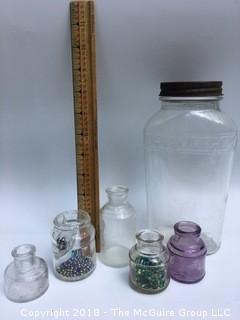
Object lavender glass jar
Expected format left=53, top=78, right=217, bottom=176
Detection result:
left=167, top=221, right=207, bottom=283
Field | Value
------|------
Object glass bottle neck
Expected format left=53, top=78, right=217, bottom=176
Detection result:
left=12, top=244, right=36, bottom=271
left=136, top=230, right=164, bottom=254
left=14, top=256, right=35, bottom=271
left=161, top=99, right=221, bottom=111
left=106, top=185, right=128, bottom=206
left=174, top=221, right=201, bottom=238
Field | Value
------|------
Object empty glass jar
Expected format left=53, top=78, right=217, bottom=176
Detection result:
left=100, top=185, right=136, bottom=267
left=167, top=221, right=207, bottom=283
left=144, top=82, right=237, bottom=254
left=4, top=244, right=49, bottom=302
left=52, top=210, right=96, bottom=281
left=129, top=230, right=170, bottom=294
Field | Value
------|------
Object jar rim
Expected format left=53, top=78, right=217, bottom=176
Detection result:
left=136, top=229, right=164, bottom=243
left=12, top=244, right=36, bottom=258
left=174, top=221, right=201, bottom=236
left=159, top=96, right=223, bottom=102
left=53, top=210, right=91, bottom=230
left=106, top=185, right=129, bottom=195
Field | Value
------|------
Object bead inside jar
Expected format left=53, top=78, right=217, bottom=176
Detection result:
left=129, top=230, right=170, bottom=294
left=52, top=210, right=96, bottom=281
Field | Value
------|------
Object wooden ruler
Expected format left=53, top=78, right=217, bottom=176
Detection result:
left=70, top=0, right=100, bottom=251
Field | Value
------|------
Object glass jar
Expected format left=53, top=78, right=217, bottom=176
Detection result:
left=129, top=230, right=170, bottom=294
left=52, top=210, right=96, bottom=281
left=144, top=82, right=238, bottom=254
left=4, top=244, right=49, bottom=302
left=167, top=221, right=207, bottom=283
left=100, top=185, right=136, bottom=267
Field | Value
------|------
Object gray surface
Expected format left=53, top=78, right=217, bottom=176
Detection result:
left=0, top=0, right=239, bottom=233
left=0, top=0, right=239, bottom=318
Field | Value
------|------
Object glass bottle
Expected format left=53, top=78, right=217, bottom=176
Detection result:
left=144, top=82, right=238, bottom=254
left=167, top=221, right=207, bottom=283
left=129, top=230, right=170, bottom=294
left=52, top=210, right=96, bottom=281
left=4, top=244, right=49, bottom=302
left=100, top=185, right=136, bottom=267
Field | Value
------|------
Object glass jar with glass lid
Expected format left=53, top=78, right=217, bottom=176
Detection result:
left=52, top=210, right=96, bottom=281
left=144, top=82, right=237, bottom=254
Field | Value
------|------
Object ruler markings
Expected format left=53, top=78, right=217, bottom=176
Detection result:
left=70, top=1, right=100, bottom=250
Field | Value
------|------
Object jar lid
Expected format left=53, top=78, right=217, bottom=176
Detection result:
left=167, top=221, right=207, bottom=258
left=160, top=81, right=223, bottom=97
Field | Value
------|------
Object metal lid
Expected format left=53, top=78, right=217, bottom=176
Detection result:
left=160, top=81, right=223, bottom=97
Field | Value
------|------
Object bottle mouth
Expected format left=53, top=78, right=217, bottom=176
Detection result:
left=136, top=229, right=164, bottom=243
left=12, top=244, right=36, bottom=258
left=174, top=221, right=201, bottom=236
left=53, top=210, right=90, bottom=230
left=106, top=185, right=128, bottom=195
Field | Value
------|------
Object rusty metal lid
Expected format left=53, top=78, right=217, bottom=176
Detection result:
left=160, top=81, right=223, bottom=97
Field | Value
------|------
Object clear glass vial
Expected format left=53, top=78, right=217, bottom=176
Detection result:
left=100, top=185, right=136, bottom=267
left=52, top=210, right=96, bottom=281
left=167, top=221, right=207, bottom=284
left=129, top=230, right=170, bottom=294
left=4, top=244, right=49, bottom=303
left=144, top=82, right=238, bottom=254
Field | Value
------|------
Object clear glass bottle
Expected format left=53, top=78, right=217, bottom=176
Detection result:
left=129, top=230, right=170, bottom=294
left=167, top=221, right=207, bottom=283
left=144, top=82, right=238, bottom=254
left=100, top=185, right=136, bottom=267
left=4, top=244, right=49, bottom=302
left=52, top=210, right=96, bottom=281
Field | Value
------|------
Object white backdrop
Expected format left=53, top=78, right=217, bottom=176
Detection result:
left=0, top=0, right=239, bottom=235
left=0, top=0, right=240, bottom=318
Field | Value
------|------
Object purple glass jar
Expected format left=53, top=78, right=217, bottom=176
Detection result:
left=167, top=221, right=207, bottom=283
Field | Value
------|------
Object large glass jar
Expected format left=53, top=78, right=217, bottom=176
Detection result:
left=100, top=185, right=136, bottom=267
left=52, top=210, right=96, bottom=281
left=129, top=230, right=170, bottom=294
left=144, top=82, right=237, bottom=254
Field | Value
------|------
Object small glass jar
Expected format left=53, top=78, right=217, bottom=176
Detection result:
left=100, top=185, right=136, bottom=267
left=167, top=221, right=207, bottom=283
left=52, top=210, right=96, bottom=281
left=129, top=230, right=170, bottom=294
left=4, top=244, right=49, bottom=303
